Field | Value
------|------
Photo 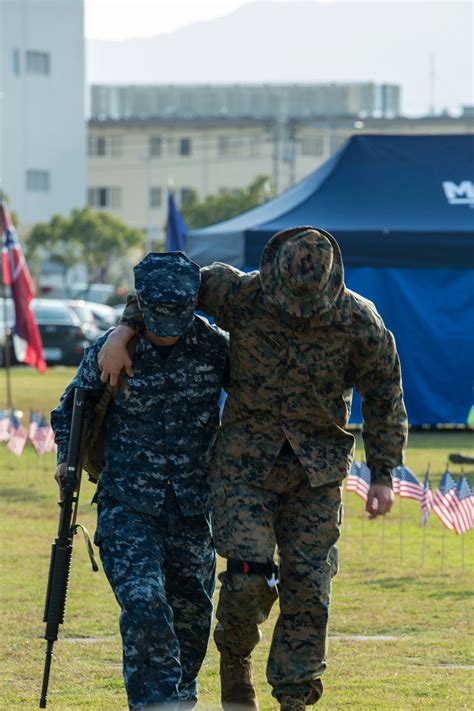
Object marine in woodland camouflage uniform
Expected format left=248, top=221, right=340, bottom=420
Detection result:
left=113, top=227, right=408, bottom=709
left=52, top=253, right=229, bottom=710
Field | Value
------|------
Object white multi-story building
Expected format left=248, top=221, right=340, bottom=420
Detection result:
left=91, top=83, right=401, bottom=121
left=87, top=113, right=473, bottom=243
left=0, top=0, right=85, bottom=230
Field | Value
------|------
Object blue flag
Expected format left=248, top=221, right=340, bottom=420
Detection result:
left=166, top=192, right=187, bottom=252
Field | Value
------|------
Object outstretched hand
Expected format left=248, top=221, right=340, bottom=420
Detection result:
left=365, top=484, right=394, bottom=519
left=98, top=325, right=135, bottom=386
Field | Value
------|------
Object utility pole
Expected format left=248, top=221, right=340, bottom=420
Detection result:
left=429, top=53, right=436, bottom=116
left=144, top=152, right=153, bottom=254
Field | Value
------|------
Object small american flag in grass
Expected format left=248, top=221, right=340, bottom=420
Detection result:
left=433, top=469, right=457, bottom=530
left=346, top=460, right=361, bottom=490
left=7, top=414, right=27, bottom=456
left=398, top=466, right=424, bottom=502
left=29, top=411, right=56, bottom=454
left=449, top=475, right=474, bottom=535
left=346, top=460, right=371, bottom=501
left=392, top=466, right=402, bottom=495
left=420, top=466, right=434, bottom=527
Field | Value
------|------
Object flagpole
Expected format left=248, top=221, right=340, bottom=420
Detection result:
left=441, top=527, right=446, bottom=574
left=421, top=522, right=426, bottom=568
left=381, top=514, right=385, bottom=557
left=399, top=497, right=404, bottom=562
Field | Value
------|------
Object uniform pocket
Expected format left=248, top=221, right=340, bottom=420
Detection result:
left=187, top=395, right=213, bottom=425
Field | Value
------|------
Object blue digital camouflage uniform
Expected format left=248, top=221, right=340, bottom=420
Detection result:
left=51, top=253, right=229, bottom=710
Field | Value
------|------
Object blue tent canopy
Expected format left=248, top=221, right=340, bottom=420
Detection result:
left=187, top=135, right=474, bottom=425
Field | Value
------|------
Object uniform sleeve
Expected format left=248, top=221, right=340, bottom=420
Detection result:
left=353, top=325, right=408, bottom=487
left=50, top=336, right=107, bottom=465
left=198, top=262, right=245, bottom=331
left=118, top=291, right=144, bottom=332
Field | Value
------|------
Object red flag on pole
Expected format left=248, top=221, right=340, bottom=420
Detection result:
left=0, top=202, right=47, bottom=373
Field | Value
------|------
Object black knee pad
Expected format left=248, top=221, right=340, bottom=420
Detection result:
left=226, top=558, right=279, bottom=588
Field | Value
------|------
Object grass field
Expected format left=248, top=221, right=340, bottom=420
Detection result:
left=0, top=368, right=473, bottom=710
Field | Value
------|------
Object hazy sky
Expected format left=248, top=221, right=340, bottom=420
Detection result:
left=85, top=0, right=247, bottom=39
left=85, top=1, right=473, bottom=115
left=85, top=0, right=465, bottom=39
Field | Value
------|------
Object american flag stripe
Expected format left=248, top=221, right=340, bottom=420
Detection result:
left=399, top=483, right=424, bottom=501
left=433, top=488, right=456, bottom=529
left=392, top=466, right=402, bottom=495
left=7, top=426, right=27, bottom=456
left=449, top=476, right=474, bottom=535
left=452, top=501, right=472, bottom=534
left=345, top=476, right=360, bottom=492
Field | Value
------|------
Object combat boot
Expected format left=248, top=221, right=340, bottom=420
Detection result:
left=279, top=695, right=307, bottom=711
left=220, top=653, right=259, bottom=709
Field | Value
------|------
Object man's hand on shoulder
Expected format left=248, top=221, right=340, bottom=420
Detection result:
left=365, top=484, right=394, bottom=519
left=98, top=325, right=135, bottom=385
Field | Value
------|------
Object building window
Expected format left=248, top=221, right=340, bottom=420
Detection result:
left=12, top=49, right=20, bottom=75
left=88, top=187, right=121, bottom=209
left=248, top=136, right=261, bottom=158
left=110, top=136, right=122, bottom=157
left=217, top=135, right=243, bottom=158
left=26, top=50, right=50, bottom=75
left=180, top=188, right=193, bottom=205
left=179, top=138, right=191, bottom=156
left=149, top=136, right=162, bottom=157
left=218, top=136, right=230, bottom=157
left=26, top=170, right=50, bottom=192
left=300, top=137, right=324, bottom=157
left=149, top=187, right=162, bottom=208
left=88, top=136, right=106, bottom=156
left=88, top=135, right=122, bottom=157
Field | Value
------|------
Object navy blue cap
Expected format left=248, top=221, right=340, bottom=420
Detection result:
left=134, top=252, right=200, bottom=336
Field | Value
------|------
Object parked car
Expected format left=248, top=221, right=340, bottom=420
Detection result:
left=85, top=302, right=117, bottom=332
left=67, top=300, right=103, bottom=343
left=0, top=299, right=16, bottom=367
left=0, top=298, right=93, bottom=367
left=31, top=299, right=92, bottom=366
left=39, top=283, right=116, bottom=304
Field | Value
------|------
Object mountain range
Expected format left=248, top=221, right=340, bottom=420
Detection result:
left=87, top=1, right=472, bottom=116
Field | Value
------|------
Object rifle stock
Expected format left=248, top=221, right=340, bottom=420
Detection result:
left=39, top=388, right=97, bottom=708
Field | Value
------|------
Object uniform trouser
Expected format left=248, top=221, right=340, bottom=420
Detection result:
left=95, top=487, right=216, bottom=710
left=211, top=447, right=342, bottom=704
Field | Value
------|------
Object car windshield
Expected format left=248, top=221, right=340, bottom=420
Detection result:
left=32, top=302, right=76, bottom=325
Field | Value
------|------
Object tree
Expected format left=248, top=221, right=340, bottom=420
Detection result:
left=180, top=176, right=273, bottom=230
left=27, top=208, right=144, bottom=292
left=0, top=191, right=19, bottom=226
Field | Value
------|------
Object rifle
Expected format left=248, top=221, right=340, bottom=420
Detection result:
left=39, top=388, right=98, bottom=708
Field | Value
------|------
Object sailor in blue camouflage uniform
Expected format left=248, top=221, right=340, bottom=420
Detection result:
left=51, top=252, right=229, bottom=710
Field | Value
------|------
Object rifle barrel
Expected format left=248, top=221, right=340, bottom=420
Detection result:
left=39, top=388, right=87, bottom=708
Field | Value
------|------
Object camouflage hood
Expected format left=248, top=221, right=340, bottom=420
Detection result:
left=259, top=226, right=345, bottom=319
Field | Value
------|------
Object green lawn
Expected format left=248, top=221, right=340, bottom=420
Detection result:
left=0, top=368, right=473, bottom=709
